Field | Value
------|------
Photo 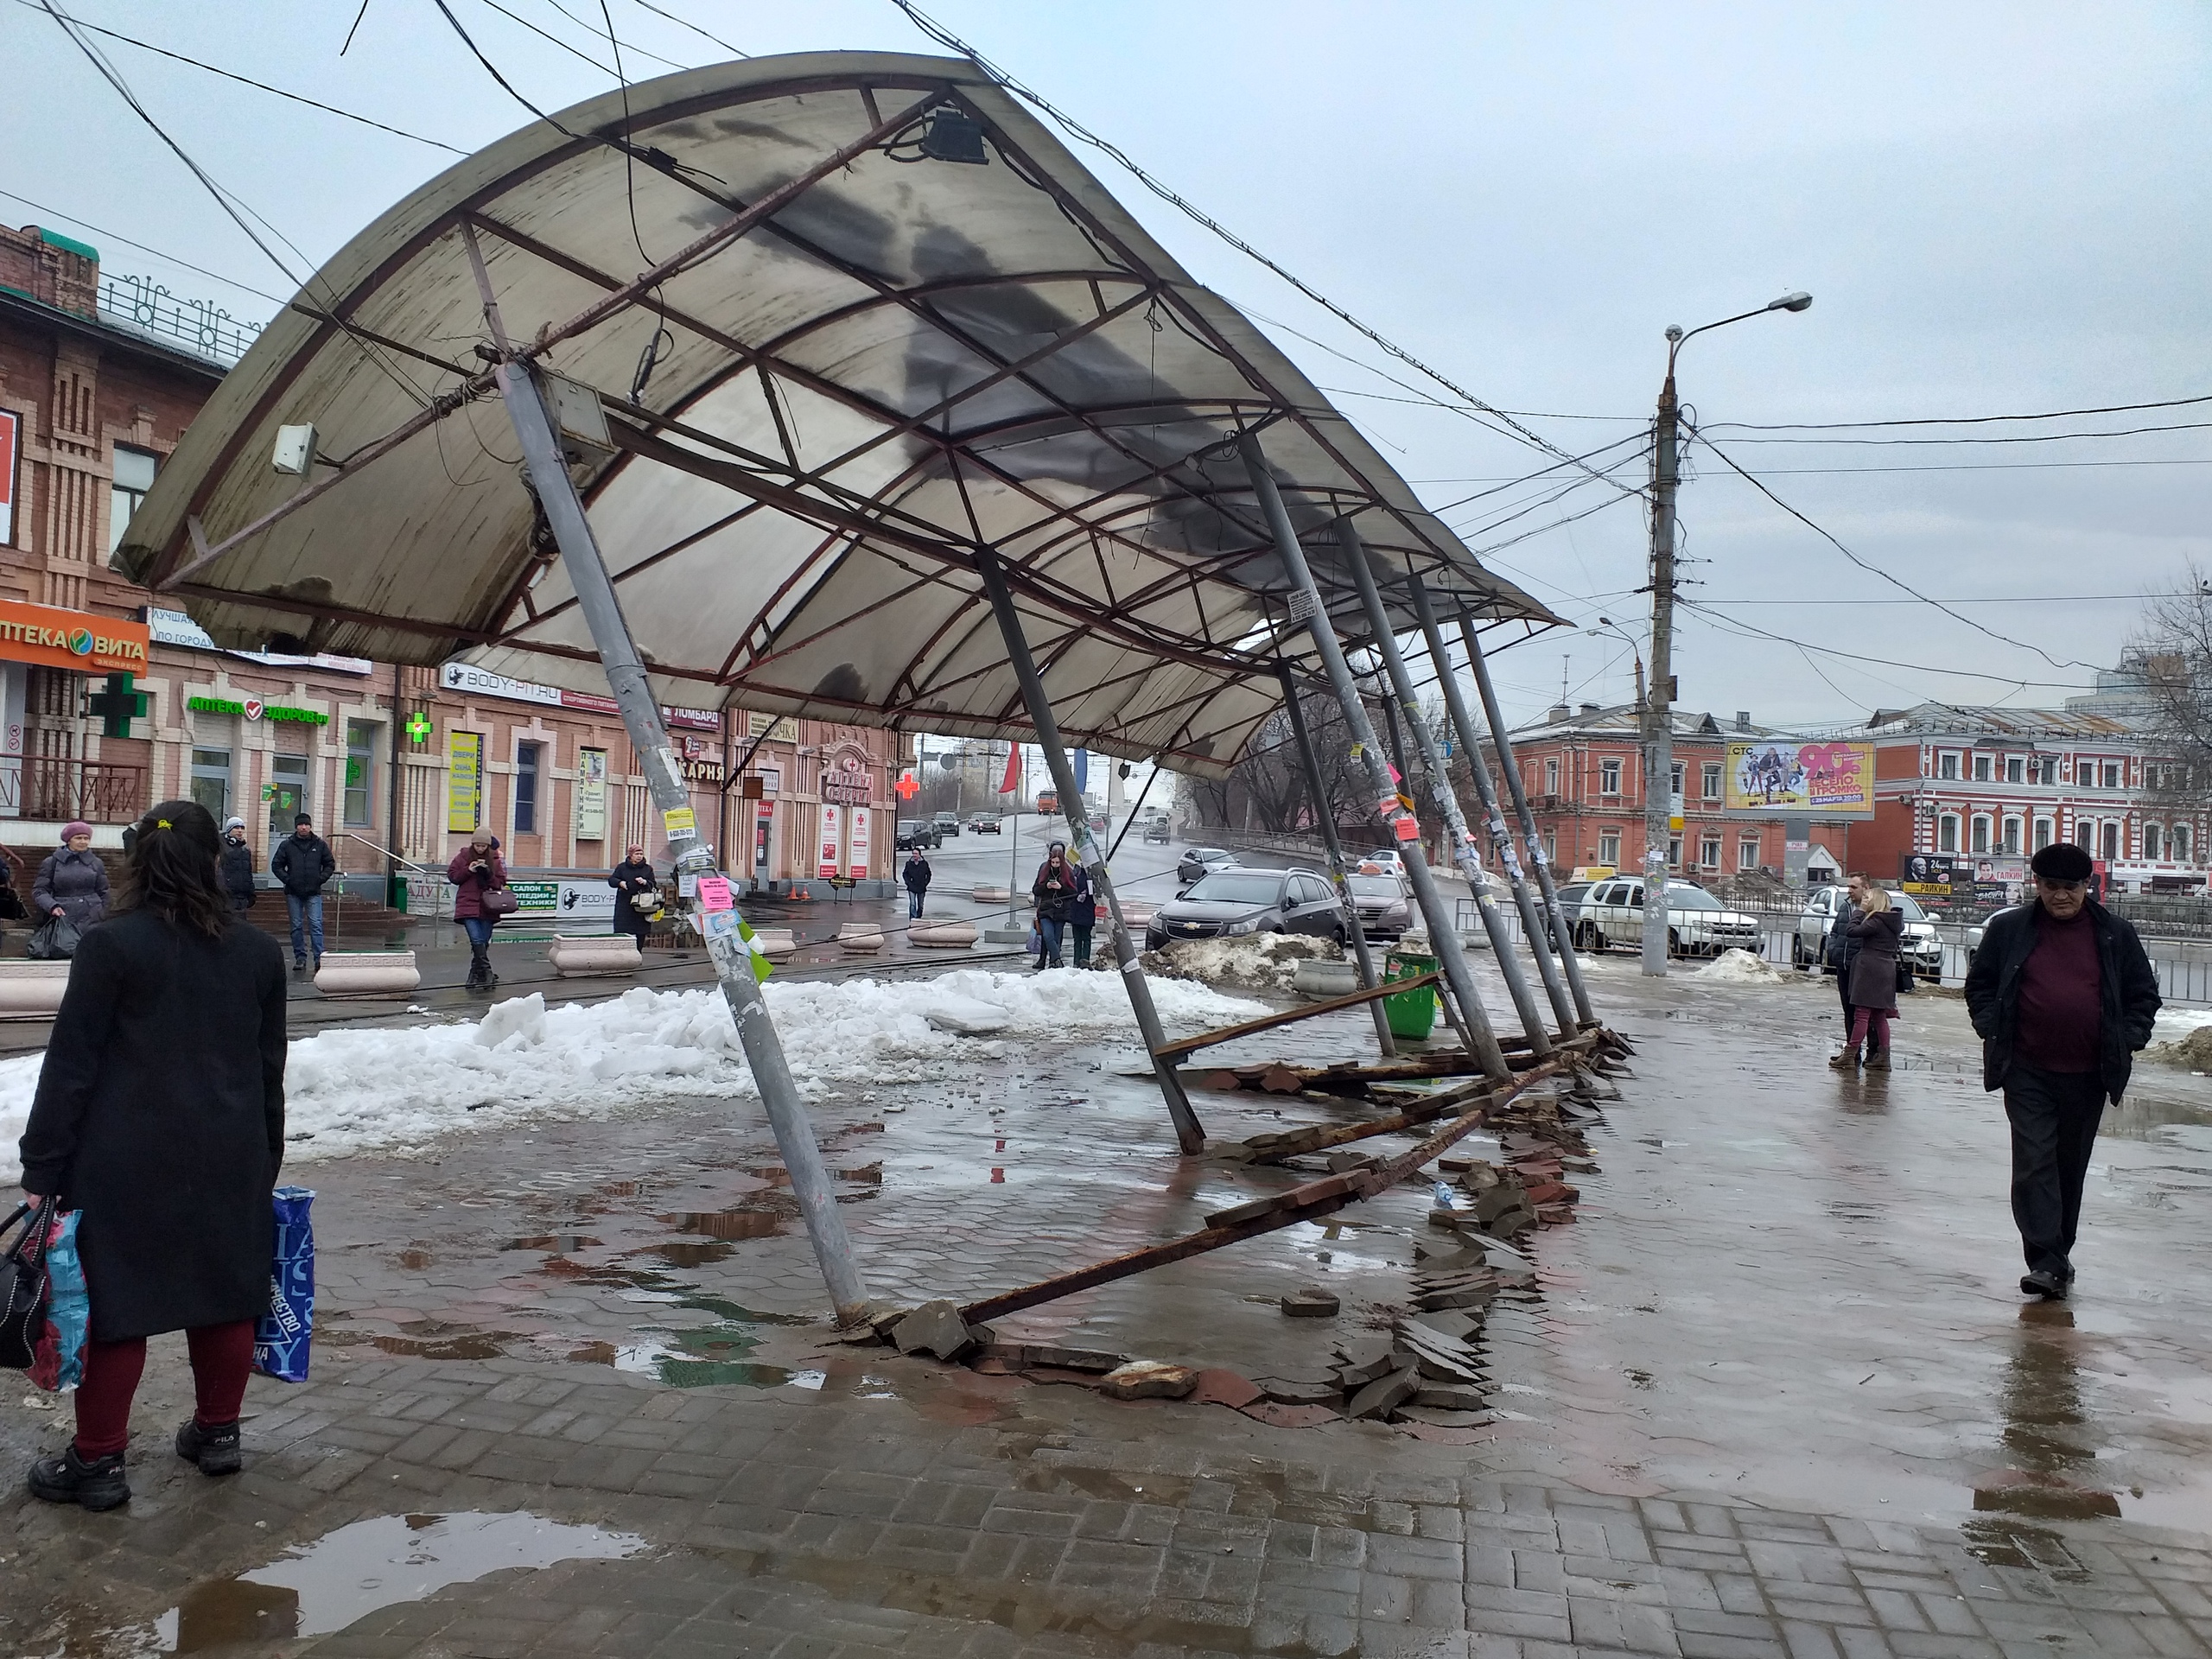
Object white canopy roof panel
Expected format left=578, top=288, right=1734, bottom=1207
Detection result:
left=118, top=51, right=1557, bottom=778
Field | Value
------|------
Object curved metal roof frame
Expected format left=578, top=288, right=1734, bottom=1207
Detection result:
left=118, top=51, right=1558, bottom=778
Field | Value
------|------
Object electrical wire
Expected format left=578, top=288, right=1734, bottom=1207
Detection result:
left=1705, top=391, right=2212, bottom=431
left=1675, top=597, right=2094, bottom=690
left=627, top=0, right=747, bottom=57
left=597, top=0, right=654, bottom=265
left=0, top=188, right=290, bottom=305
left=5, top=0, right=467, bottom=153
left=543, top=0, right=688, bottom=71
left=340, top=0, right=372, bottom=54
left=477, top=0, right=616, bottom=78
left=1689, top=420, right=2212, bottom=448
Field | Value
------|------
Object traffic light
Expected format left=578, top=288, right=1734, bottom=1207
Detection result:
left=86, top=671, right=147, bottom=738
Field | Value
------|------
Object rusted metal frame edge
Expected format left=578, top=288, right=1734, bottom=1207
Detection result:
left=1150, top=971, right=1440, bottom=1061
left=1243, top=1078, right=1493, bottom=1166
left=957, top=1053, right=1573, bottom=1326
left=165, top=582, right=497, bottom=649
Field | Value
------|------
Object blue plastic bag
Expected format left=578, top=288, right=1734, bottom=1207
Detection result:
left=28, top=1210, right=86, bottom=1392
left=252, top=1185, right=315, bottom=1382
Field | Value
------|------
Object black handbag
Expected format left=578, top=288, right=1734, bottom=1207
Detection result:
left=28, top=916, right=79, bottom=961
left=0, top=1198, right=57, bottom=1370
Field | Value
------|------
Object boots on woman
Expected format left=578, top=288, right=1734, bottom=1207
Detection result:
left=1865, top=1034, right=1892, bottom=1071
left=1827, top=1042, right=1861, bottom=1071
left=465, top=943, right=490, bottom=992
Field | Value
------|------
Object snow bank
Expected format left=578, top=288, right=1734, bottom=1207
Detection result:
left=0, top=969, right=1263, bottom=1180
left=1695, top=948, right=1793, bottom=984
left=1141, top=931, right=1343, bottom=992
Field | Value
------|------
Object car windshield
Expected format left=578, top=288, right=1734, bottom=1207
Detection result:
left=1181, top=874, right=1283, bottom=905
left=1665, top=887, right=1723, bottom=911
left=1345, top=874, right=1402, bottom=898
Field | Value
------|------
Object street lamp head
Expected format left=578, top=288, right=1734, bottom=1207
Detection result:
left=1663, top=324, right=1684, bottom=343
left=1768, top=291, right=1814, bottom=313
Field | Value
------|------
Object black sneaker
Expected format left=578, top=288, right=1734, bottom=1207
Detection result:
left=29, top=1445, right=130, bottom=1510
left=2020, top=1267, right=2068, bottom=1300
left=175, top=1417, right=243, bottom=1476
left=293, top=957, right=308, bottom=974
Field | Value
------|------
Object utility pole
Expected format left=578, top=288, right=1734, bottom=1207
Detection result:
left=1641, top=351, right=1681, bottom=976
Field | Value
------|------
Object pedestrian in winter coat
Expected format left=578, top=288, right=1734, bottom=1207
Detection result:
left=902, top=850, right=932, bottom=920
left=1069, top=864, right=1097, bottom=969
left=269, top=813, right=335, bottom=971
left=219, top=818, right=257, bottom=912
left=448, top=830, right=508, bottom=993
left=1030, top=842, right=1078, bottom=969
left=608, top=845, right=657, bottom=944
left=35, top=822, right=110, bottom=939
left=18, top=799, right=288, bottom=1510
left=1963, top=841, right=2160, bottom=1301
left=1835, top=888, right=1904, bottom=1070
left=1824, top=874, right=1865, bottom=1065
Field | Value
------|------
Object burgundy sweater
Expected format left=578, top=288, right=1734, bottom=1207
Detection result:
left=2016, top=907, right=2101, bottom=1074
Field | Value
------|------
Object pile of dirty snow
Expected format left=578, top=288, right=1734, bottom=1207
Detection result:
left=1695, top=947, right=1794, bottom=984
left=1139, top=931, right=1343, bottom=992
left=2146, top=1008, right=2212, bottom=1069
left=0, top=969, right=1264, bottom=1179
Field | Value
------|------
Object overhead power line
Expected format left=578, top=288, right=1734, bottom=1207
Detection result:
left=1677, top=599, right=2094, bottom=691
left=628, top=0, right=747, bottom=58
left=0, top=188, right=290, bottom=305
left=1707, top=391, right=2212, bottom=431
left=1695, top=419, right=2212, bottom=448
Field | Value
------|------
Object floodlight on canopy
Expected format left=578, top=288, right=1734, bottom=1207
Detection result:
left=116, top=51, right=1558, bottom=778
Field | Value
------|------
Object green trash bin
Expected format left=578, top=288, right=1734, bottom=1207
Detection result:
left=1382, top=946, right=1440, bottom=1040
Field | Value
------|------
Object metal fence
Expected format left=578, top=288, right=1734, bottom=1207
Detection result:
left=98, top=274, right=263, bottom=366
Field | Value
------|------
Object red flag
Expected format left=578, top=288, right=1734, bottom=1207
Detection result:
left=998, top=744, right=1021, bottom=795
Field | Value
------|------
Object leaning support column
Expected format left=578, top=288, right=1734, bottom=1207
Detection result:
left=1405, top=574, right=1578, bottom=1039
left=1458, top=610, right=1597, bottom=1025
left=974, top=549, right=1209, bottom=1154
left=493, top=362, right=870, bottom=1323
left=1274, top=661, right=1395, bottom=1058
left=1238, top=435, right=1511, bottom=1084
left=1339, top=522, right=1553, bottom=1058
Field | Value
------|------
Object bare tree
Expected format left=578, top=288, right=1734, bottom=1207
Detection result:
left=2130, top=567, right=2212, bottom=806
left=1178, top=689, right=1389, bottom=840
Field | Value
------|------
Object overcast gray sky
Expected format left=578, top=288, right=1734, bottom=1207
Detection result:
left=4, top=1, right=2206, bottom=733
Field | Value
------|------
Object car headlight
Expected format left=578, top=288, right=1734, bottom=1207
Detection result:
left=1383, top=903, right=1409, bottom=925
left=1224, top=918, right=1257, bottom=936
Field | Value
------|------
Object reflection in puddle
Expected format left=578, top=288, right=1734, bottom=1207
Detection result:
left=501, top=1234, right=601, bottom=1253
left=1971, top=1305, right=2122, bottom=1528
left=129, top=1512, right=645, bottom=1650
left=372, top=1332, right=509, bottom=1360
left=656, top=1208, right=784, bottom=1242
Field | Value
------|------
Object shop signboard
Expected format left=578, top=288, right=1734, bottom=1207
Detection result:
left=1726, top=741, right=1875, bottom=817
left=416, top=875, right=614, bottom=919
left=817, top=803, right=843, bottom=878
left=0, top=596, right=149, bottom=675
left=447, top=731, right=482, bottom=831
left=573, top=747, right=607, bottom=841
left=847, top=805, right=871, bottom=880
left=0, top=410, right=17, bottom=543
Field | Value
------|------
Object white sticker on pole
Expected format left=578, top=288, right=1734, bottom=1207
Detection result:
left=1287, top=589, right=1316, bottom=622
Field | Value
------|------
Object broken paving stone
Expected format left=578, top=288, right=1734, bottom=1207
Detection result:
left=1410, top=1310, right=1478, bottom=1342
left=1523, top=1180, right=1579, bottom=1206
left=1414, top=1382, right=1490, bottom=1411
left=864, top=1303, right=916, bottom=1342
left=1405, top=1349, right=1483, bottom=1385
left=1189, top=1369, right=1264, bottom=1409
left=1332, top=1338, right=1398, bottom=1389
left=1397, top=1404, right=1493, bottom=1427
left=1473, top=1184, right=1534, bottom=1225
left=892, top=1300, right=978, bottom=1363
left=1256, top=1377, right=1341, bottom=1407
left=1324, top=1150, right=1376, bottom=1173
left=1020, top=1344, right=1126, bottom=1373
left=1345, top=1364, right=1421, bottom=1421
left=1100, top=1361, right=1197, bottom=1402
left=1416, top=1286, right=1497, bottom=1313
left=1238, top=1401, right=1340, bottom=1428
left=1281, top=1285, right=1340, bottom=1318
left=1489, top=1210, right=1537, bottom=1242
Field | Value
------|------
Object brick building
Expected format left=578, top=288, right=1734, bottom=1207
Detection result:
left=1505, top=702, right=1852, bottom=882
left=0, top=220, right=895, bottom=894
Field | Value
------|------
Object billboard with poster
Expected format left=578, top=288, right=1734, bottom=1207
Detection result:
left=1899, top=853, right=1956, bottom=900
left=817, top=803, right=843, bottom=879
left=1726, top=741, right=1875, bottom=817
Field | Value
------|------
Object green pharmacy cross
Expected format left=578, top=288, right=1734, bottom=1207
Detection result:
left=405, top=710, right=432, bottom=745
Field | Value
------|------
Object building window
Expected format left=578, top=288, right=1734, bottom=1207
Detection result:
left=1938, top=815, right=1959, bottom=854
left=1598, top=830, right=1620, bottom=867
left=1738, top=836, right=1760, bottom=871
left=343, top=721, right=377, bottom=827
left=109, top=447, right=157, bottom=555
left=2075, top=819, right=2093, bottom=851
left=2005, top=757, right=2024, bottom=784
left=2034, top=757, right=2058, bottom=785
left=1700, top=834, right=1721, bottom=868
left=515, top=741, right=543, bottom=835
left=2175, top=824, right=2193, bottom=863
left=1667, top=836, right=1683, bottom=868
left=1599, top=759, right=1621, bottom=796
left=1543, top=757, right=1559, bottom=795
left=2103, top=761, right=2122, bottom=789
left=1973, top=753, right=1993, bottom=782
left=2145, top=823, right=2163, bottom=861
left=1970, top=816, right=1991, bottom=855
left=1701, top=763, right=1722, bottom=800
left=1669, top=761, right=1686, bottom=796
left=1937, top=752, right=1958, bottom=780
left=2101, top=822, right=2120, bottom=861
left=189, top=747, right=231, bottom=820
left=2001, top=817, right=2021, bottom=855
left=2033, top=817, right=2053, bottom=852
left=2075, top=753, right=2094, bottom=785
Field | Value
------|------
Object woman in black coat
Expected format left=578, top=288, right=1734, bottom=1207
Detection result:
left=1841, top=887, right=1904, bottom=1071
left=18, top=800, right=288, bottom=1510
left=608, top=844, right=657, bottom=944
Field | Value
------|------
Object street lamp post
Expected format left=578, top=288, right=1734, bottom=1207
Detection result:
left=1639, top=291, right=1811, bottom=976
left=1586, top=618, right=1645, bottom=712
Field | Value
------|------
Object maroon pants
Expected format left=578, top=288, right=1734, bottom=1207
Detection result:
left=1848, top=1007, right=1892, bottom=1052
left=73, top=1321, right=254, bottom=1459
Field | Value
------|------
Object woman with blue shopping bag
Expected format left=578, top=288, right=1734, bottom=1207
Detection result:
left=16, top=800, right=289, bottom=1510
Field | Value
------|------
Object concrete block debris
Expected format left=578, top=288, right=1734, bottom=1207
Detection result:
left=1345, top=1364, right=1421, bottom=1421
left=1281, top=1285, right=1340, bottom=1318
left=1256, top=1377, right=1341, bottom=1406
left=892, top=1300, right=979, bottom=1363
left=1332, top=1337, right=1400, bottom=1390
left=1100, top=1360, right=1198, bottom=1401
left=1189, top=1369, right=1263, bottom=1408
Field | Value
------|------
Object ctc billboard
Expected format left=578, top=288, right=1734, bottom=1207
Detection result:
left=1726, top=741, right=1875, bottom=817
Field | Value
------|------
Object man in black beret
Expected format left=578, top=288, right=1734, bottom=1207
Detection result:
left=1964, top=842, right=2160, bottom=1299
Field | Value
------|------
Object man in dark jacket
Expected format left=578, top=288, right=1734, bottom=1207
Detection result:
left=902, top=849, right=931, bottom=920
left=270, top=812, right=335, bottom=972
left=219, top=817, right=257, bottom=912
left=1824, top=874, right=1864, bottom=1061
left=1963, top=841, right=2161, bottom=1300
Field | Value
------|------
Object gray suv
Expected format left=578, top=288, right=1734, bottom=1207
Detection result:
left=1146, top=868, right=1350, bottom=950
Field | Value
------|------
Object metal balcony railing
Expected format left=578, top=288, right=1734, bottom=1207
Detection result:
left=97, top=274, right=263, bottom=367
left=0, top=759, right=148, bottom=824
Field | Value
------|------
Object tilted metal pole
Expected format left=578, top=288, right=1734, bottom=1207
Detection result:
left=1274, top=660, right=1395, bottom=1058
left=974, top=549, right=1208, bottom=1154
left=493, top=362, right=871, bottom=1325
left=1238, top=435, right=1510, bottom=1084
left=1404, top=573, right=1577, bottom=1039
left=1458, top=609, right=1596, bottom=1024
left=1339, top=524, right=1552, bottom=1058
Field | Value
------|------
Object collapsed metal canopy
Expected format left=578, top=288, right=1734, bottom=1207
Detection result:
left=118, top=51, right=1556, bottom=778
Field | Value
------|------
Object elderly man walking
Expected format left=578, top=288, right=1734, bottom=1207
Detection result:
left=1964, top=842, right=2160, bottom=1300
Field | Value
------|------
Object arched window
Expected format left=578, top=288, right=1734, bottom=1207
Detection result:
left=2145, top=823, right=2163, bottom=861
left=1970, top=816, right=1991, bottom=855
left=1938, top=815, right=1959, bottom=854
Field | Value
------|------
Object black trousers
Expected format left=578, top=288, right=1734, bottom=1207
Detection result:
left=2002, top=1061, right=2107, bottom=1275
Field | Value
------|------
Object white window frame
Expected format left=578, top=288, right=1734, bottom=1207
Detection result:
left=1597, top=830, right=1621, bottom=867
left=1970, top=815, right=1992, bottom=855
left=1938, top=814, right=1959, bottom=854
left=1599, top=758, right=1622, bottom=796
left=1738, top=836, right=1760, bottom=872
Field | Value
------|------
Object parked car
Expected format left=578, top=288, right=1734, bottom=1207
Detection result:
left=931, top=810, right=960, bottom=840
left=894, top=819, right=939, bottom=851
left=1356, top=849, right=1408, bottom=877
left=1575, top=878, right=1763, bottom=957
left=1344, top=871, right=1413, bottom=940
left=1793, top=885, right=1942, bottom=981
left=1145, top=868, right=1350, bottom=950
left=1539, top=880, right=1595, bottom=950
left=1141, top=817, right=1171, bottom=844
left=1177, top=846, right=1236, bottom=886
left=969, top=813, right=1001, bottom=834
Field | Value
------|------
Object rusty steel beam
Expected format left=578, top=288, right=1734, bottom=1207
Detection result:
left=1149, top=972, right=1438, bottom=1062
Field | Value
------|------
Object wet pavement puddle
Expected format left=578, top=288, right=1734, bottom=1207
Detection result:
left=108, top=1511, right=645, bottom=1652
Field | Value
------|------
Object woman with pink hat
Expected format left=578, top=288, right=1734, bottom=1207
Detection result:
left=34, top=821, right=109, bottom=944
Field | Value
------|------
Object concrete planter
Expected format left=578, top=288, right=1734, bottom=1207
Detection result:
left=1294, top=959, right=1360, bottom=1000
left=548, top=933, right=641, bottom=977
left=911, top=920, right=980, bottom=949
left=751, top=927, right=798, bottom=961
left=315, top=950, right=420, bottom=998
left=0, top=959, right=69, bottom=1020
left=971, top=884, right=1012, bottom=903
left=837, top=923, right=886, bottom=953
